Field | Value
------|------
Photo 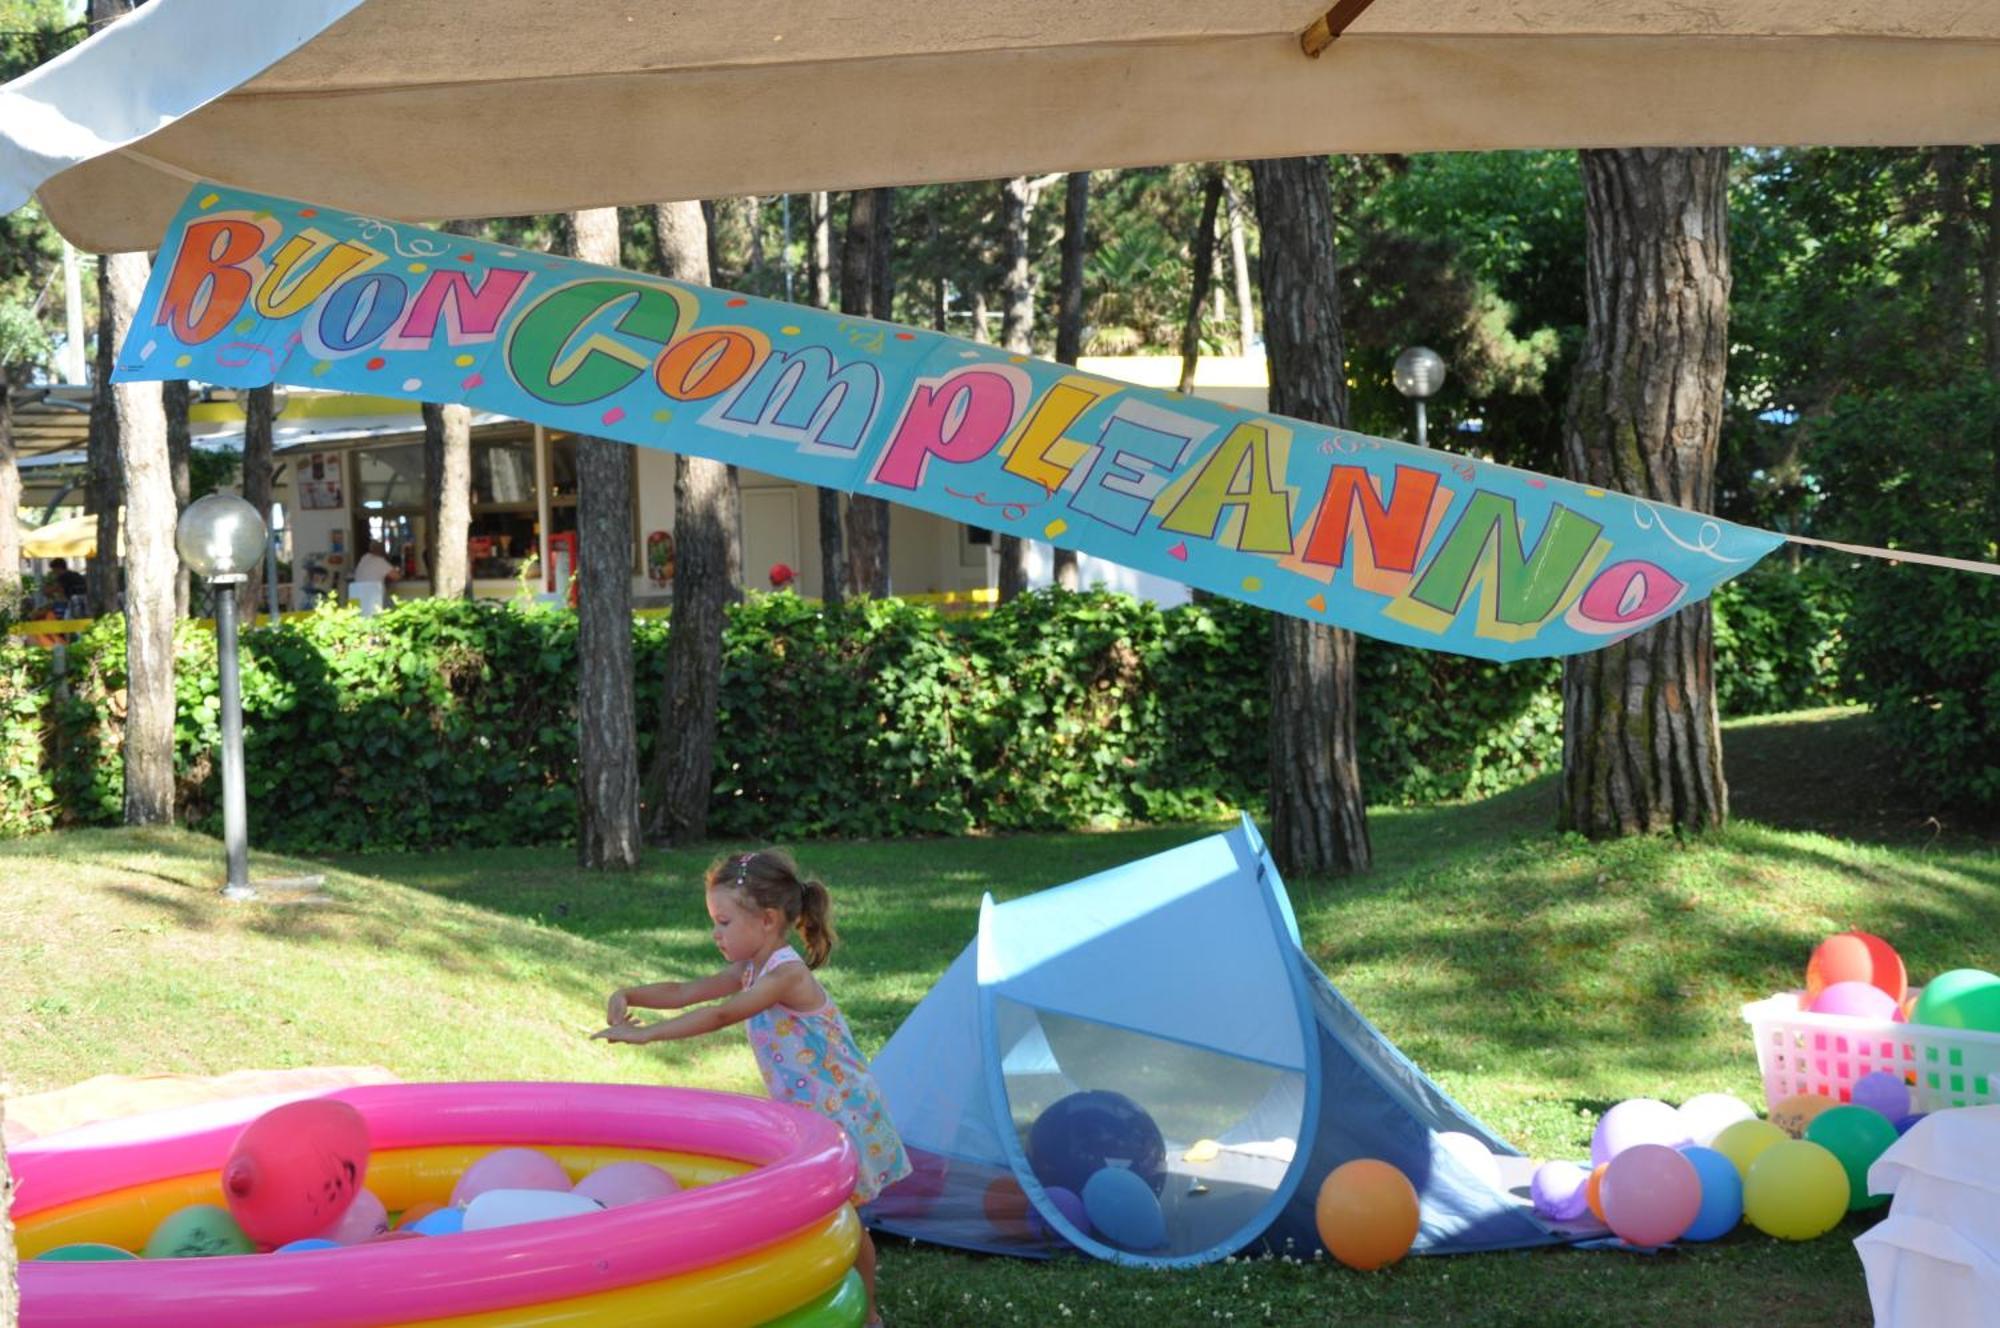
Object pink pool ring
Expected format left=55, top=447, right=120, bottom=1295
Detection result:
left=12, top=1082, right=866, bottom=1327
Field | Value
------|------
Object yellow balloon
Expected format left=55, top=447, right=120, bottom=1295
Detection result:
left=1743, top=1140, right=1849, bottom=1241
left=1768, top=1093, right=1837, bottom=1139
left=1712, top=1119, right=1789, bottom=1181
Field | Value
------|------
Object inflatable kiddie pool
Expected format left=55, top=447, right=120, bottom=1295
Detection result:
left=12, top=1082, right=866, bottom=1327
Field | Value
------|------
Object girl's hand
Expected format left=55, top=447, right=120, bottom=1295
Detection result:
left=606, top=988, right=634, bottom=1026
left=592, top=1023, right=651, bottom=1044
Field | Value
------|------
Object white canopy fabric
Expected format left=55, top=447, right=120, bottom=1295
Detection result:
left=5, top=0, right=2000, bottom=253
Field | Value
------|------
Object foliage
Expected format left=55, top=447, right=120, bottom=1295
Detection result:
left=0, top=643, right=55, bottom=836
left=1710, top=560, right=1852, bottom=716
left=1810, top=380, right=2000, bottom=809
left=2, top=591, right=1576, bottom=848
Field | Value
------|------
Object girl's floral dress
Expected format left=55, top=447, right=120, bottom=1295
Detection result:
left=744, top=946, right=912, bottom=1202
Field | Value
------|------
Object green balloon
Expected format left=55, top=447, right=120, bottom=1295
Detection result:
left=1910, top=969, right=2000, bottom=1033
left=34, top=1242, right=140, bottom=1262
left=142, top=1203, right=257, bottom=1259
left=1804, top=1105, right=1899, bottom=1211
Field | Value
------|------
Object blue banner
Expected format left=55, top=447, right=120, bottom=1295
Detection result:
left=114, top=184, right=1782, bottom=660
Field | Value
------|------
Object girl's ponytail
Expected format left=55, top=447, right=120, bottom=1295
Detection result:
left=795, top=877, right=838, bottom=969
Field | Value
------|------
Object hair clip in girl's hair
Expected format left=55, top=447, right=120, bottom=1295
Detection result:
left=735, top=854, right=751, bottom=887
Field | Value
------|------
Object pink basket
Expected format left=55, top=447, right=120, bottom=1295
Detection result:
left=1742, top=990, right=2000, bottom=1113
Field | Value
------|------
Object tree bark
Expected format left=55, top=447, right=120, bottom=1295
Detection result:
left=163, top=379, right=191, bottom=616
left=0, top=378, right=19, bottom=616
left=1560, top=148, right=1732, bottom=839
left=1250, top=155, right=1370, bottom=878
left=1179, top=169, right=1225, bottom=394
left=1225, top=174, right=1257, bottom=355
left=995, top=176, right=1040, bottom=601
left=421, top=402, right=473, bottom=597
left=642, top=200, right=731, bottom=845
left=808, top=191, right=832, bottom=311
left=238, top=385, right=274, bottom=621
left=1050, top=172, right=1091, bottom=591
left=87, top=257, right=121, bottom=617
left=106, top=249, right=176, bottom=827
left=561, top=208, right=642, bottom=870
left=841, top=189, right=891, bottom=597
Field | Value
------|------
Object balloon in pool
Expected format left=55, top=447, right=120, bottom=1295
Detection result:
left=1676, top=1146, right=1744, bottom=1242
left=1435, top=1131, right=1502, bottom=1190
left=1768, top=1093, right=1837, bottom=1139
left=1744, top=1140, right=1848, bottom=1240
left=407, top=1206, right=465, bottom=1236
left=397, top=1202, right=443, bottom=1229
left=143, top=1204, right=256, bottom=1259
left=1909, top=969, right=2000, bottom=1033
left=1591, top=1098, right=1687, bottom=1168
left=1803, top=1105, right=1898, bottom=1211
left=462, top=1188, right=606, bottom=1232
left=274, top=1238, right=343, bottom=1254
left=1530, top=1160, right=1591, bottom=1222
left=1600, top=1144, right=1701, bottom=1248
left=1712, top=1119, right=1789, bottom=1180
left=1028, top=1090, right=1166, bottom=1195
left=1676, top=1093, right=1756, bottom=1148
left=221, top=1098, right=370, bottom=1246
left=1314, top=1159, right=1419, bottom=1271
left=314, top=1187, right=388, bottom=1245
left=451, top=1146, right=574, bottom=1206
left=1082, top=1166, right=1167, bottom=1252
left=1808, top=980, right=1900, bottom=1021
left=34, top=1243, right=138, bottom=1261
left=1849, top=1070, right=1911, bottom=1123
left=1805, top=931, right=1907, bottom=1005
left=1893, top=1113, right=1927, bottom=1137
left=572, top=1160, right=680, bottom=1208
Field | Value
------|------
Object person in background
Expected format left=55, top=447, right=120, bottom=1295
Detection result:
left=351, top=540, right=401, bottom=587
left=48, top=557, right=88, bottom=617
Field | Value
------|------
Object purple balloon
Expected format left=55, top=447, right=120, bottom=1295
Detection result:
left=1592, top=1099, right=1688, bottom=1169
left=1809, top=981, right=1900, bottom=1021
left=1850, top=1070, right=1911, bottom=1122
left=1531, top=1160, right=1591, bottom=1221
left=1893, top=1113, right=1927, bottom=1136
left=1030, top=1185, right=1091, bottom=1242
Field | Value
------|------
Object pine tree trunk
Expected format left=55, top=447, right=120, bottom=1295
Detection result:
left=422, top=402, right=473, bottom=597
left=1051, top=172, right=1090, bottom=592
left=87, top=258, right=120, bottom=618
left=562, top=209, right=642, bottom=870
left=840, top=190, right=891, bottom=597
left=1249, top=155, right=1370, bottom=878
left=0, top=378, right=19, bottom=615
left=239, top=385, right=274, bottom=622
left=1179, top=169, right=1224, bottom=394
left=164, top=379, right=191, bottom=616
left=809, top=191, right=832, bottom=311
left=642, top=200, right=731, bottom=844
left=996, top=177, right=1039, bottom=601
left=1225, top=175, right=1256, bottom=355
left=1560, top=148, right=1732, bottom=839
left=107, top=250, right=176, bottom=828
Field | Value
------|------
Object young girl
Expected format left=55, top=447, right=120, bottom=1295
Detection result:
left=595, top=850, right=909, bottom=1327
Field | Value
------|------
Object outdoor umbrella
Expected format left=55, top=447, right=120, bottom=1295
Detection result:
left=3, top=0, right=1998, bottom=252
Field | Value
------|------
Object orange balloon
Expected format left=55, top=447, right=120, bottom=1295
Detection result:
left=1805, top=932, right=1907, bottom=1005
left=1769, top=1093, right=1837, bottom=1139
left=1586, top=1163, right=1609, bottom=1224
left=1315, top=1159, right=1420, bottom=1271
left=982, top=1175, right=1035, bottom=1241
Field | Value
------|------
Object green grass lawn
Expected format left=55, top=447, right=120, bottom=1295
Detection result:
left=4, top=707, right=1995, bottom=1325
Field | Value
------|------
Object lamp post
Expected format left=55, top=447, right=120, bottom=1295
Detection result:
left=175, top=493, right=267, bottom=899
left=1392, top=346, right=1447, bottom=448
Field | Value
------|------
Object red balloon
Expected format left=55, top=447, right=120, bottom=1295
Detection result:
left=222, top=1100, right=371, bottom=1246
left=1805, top=932, right=1907, bottom=1005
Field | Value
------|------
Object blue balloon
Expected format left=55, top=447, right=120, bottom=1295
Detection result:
left=1893, top=1113, right=1927, bottom=1137
left=273, top=1238, right=343, bottom=1254
left=408, top=1208, right=465, bottom=1236
left=1081, top=1166, right=1167, bottom=1252
left=1676, top=1145, right=1743, bottom=1242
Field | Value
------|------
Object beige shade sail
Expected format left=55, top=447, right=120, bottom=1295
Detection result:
left=21, top=512, right=117, bottom=560
left=4, top=0, right=1999, bottom=253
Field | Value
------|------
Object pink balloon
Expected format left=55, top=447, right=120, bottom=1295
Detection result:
left=571, top=1161, right=680, bottom=1208
left=1591, top=1099, right=1687, bottom=1169
left=1600, top=1144, right=1701, bottom=1247
left=221, top=1100, right=371, bottom=1247
left=314, top=1187, right=388, bottom=1245
left=450, top=1148, right=573, bottom=1207
left=1809, top=980, right=1900, bottom=1021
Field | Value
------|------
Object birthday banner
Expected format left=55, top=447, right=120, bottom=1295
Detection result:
left=115, top=185, right=1783, bottom=661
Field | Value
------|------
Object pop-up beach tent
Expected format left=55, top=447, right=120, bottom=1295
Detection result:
left=865, top=816, right=1558, bottom=1266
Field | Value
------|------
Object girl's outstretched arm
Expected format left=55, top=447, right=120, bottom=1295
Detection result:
left=595, top=963, right=813, bottom=1045
left=607, top=965, right=745, bottom=1024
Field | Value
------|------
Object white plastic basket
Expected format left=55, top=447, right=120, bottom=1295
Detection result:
left=1742, top=991, right=2000, bottom=1114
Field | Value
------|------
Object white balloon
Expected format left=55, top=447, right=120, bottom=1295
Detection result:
left=461, top=1188, right=606, bottom=1232
left=1435, top=1130, right=1503, bottom=1190
left=1677, top=1093, right=1758, bottom=1148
